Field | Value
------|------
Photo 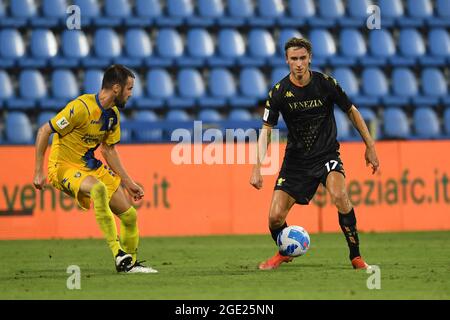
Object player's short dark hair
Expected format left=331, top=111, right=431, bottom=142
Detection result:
left=284, top=37, right=312, bottom=56
left=101, top=64, right=135, bottom=89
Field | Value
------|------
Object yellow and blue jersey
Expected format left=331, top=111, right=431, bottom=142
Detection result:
left=48, top=94, right=121, bottom=171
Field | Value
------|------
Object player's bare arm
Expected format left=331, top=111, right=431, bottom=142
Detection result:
left=101, top=142, right=144, bottom=201
left=250, top=123, right=273, bottom=190
left=33, top=123, right=53, bottom=190
left=346, top=105, right=380, bottom=174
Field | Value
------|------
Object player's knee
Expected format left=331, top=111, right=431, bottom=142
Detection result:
left=91, top=181, right=107, bottom=199
left=269, top=211, right=287, bottom=228
left=119, top=206, right=137, bottom=226
left=329, top=189, right=348, bottom=206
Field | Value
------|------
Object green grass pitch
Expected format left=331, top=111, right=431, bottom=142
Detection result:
left=1, top=231, right=449, bottom=299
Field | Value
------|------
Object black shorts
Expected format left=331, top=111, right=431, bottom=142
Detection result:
left=274, top=153, right=345, bottom=205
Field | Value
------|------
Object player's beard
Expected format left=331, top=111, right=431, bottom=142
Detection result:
left=114, top=91, right=128, bottom=109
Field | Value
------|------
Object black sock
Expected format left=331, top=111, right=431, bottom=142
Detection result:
left=270, top=222, right=287, bottom=244
left=338, top=208, right=361, bottom=260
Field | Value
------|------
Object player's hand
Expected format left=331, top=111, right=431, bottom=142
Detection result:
left=123, top=179, right=144, bottom=201
left=33, top=171, right=47, bottom=190
left=250, top=165, right=263, bottom=189
left=365, top=145, right=379, bottom=174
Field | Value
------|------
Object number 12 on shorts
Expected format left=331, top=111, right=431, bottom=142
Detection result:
left=325, top=160, right=338, bottom=172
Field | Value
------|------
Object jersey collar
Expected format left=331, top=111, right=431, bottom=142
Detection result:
left=95, top=93, right=105, bottom=111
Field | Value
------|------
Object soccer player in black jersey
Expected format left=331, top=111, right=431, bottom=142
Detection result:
left=250, top=38, right=379, bottom=270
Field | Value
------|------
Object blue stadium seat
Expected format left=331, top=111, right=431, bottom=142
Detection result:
left=415, top=68, right=449, bottom=106
left=229, top=109, right=252, bottom=121
left=171, top=69, right=205, bottom=109
left=444, top=108, right=450, bottom=136
left=413, top=107, right=440, bottom=139
left=0, top=70, right=14, bottom=102
left=218, top=0, right=254, bottom=26
left=52, top=30, right=90, bottom=68
left=30, top=29, right=58, bottom=58
left=7, top=70, right=47, bottom=110
left=270, top=67, right=289, bottom=86
left=340, top=0, right=373, bottom=27
left=429, top=0, right=450, bottom=26
left=84, top=28, right=121, bottom=68
left=362, top=29, right=395, bottom=66
left=96, top=0, right=131, bottom=27
left=361, top=68, right=388, bottom=103
left=199, top=109, right=222, bottom=121
left=73, top=0, right=101, bottom=26
left=41, top=69, right=79, bottom=110
left=230, top=68, right=267, bottom=108
left=5, top=0, right=38, bottom=27
left=0, top=29, right=25, bottom=68
left=399, top=0, right=432, bottom=27
left=279, top=0, right=315, bottom=27
left=334, top=108, right=351, bottom=141
left=383, top=108, right=410, bottom=139
left=309, top=0, right=344, bottom=27
left=127, top=0, right=162, bottom=26
left=155, top=0, right=194, bottom=27
left=239, top=29, right=275, bottom=67
left=383, top=68, right=418, bottom=106
left=125, top=28, right=153, bottom=58
left=331, top=29, right=366, bottom=66
left=166, top=109, right=191, bottom=121
left=145, top=69, right=174, bottom=108
left=187, top=0, right=224, bottom=26
left=378, top=0, right=404, bottom=27
left=309, top=29, right=336, bottom=67
left=332, top=68, right=376, bottom=107
left=147, top=28, right=183, bottom=67
left=425, top=29, right=450, bottom=65
left=31, top=0, right=68, bottom=27
left=51, top=70, right=79, bottom=99
left=6, top=112, right=33, bottom=144
left=20, top=29, right=58, bottom=68
left=83, top=69, right=103, bottom=93
left=26, top=0, right=69, bottom=28
left=116, top=28, right=152, bottom=67
left=247, top=0, right=285, bottom=27
left=133, top=111, right=162, bottom=142
left=187, top=28, right=214, bottom=61
left=209, top=29, right=245, bottom=67
left=390, top=28, right=425, bottom=66
left=205, top=68, right=236, bottom=107
left=43, top=0, right=67, bottom=18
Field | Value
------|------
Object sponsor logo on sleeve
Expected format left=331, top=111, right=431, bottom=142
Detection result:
left=56, top=117, right=69, bottom=129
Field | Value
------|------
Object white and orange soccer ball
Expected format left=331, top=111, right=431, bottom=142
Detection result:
left=277, top=225, right=311, bottom=257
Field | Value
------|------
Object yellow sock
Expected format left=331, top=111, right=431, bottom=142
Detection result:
left=118, top=206, right=139, bottom=263
left=91, top=182, right=120, bottom=257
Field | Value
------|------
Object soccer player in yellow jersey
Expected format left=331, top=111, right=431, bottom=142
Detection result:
left=33, top=65, right=157, bottom=273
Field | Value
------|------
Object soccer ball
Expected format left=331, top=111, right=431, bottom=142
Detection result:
left=277, top=225, right=311, bottom=257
